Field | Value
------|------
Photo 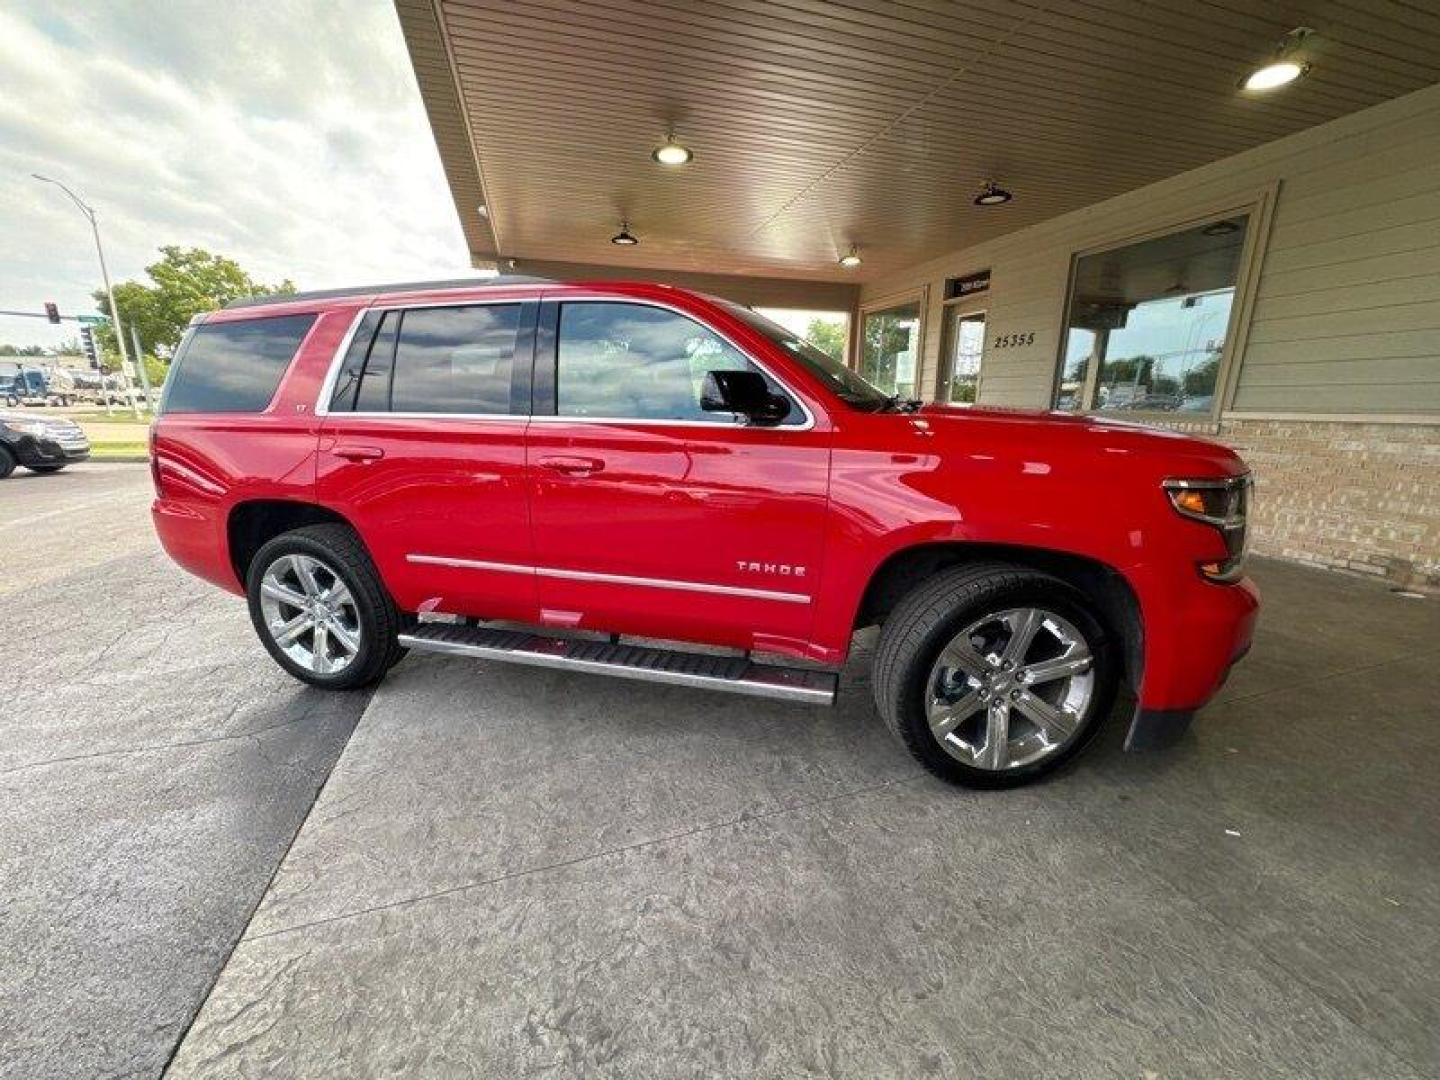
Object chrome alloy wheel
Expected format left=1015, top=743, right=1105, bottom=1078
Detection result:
left=926, top=607, right=1096, bottom=771
left=258, top=553, right=362, bottom=675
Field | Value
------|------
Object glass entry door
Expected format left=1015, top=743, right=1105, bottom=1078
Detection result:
left=940, top=308, right=986, bottom=403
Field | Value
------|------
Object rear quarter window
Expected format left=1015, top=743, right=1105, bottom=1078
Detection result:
left=161, top=313, right=317, bottom=414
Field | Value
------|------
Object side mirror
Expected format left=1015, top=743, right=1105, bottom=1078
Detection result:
left=700, top=369, right=791, bottom=426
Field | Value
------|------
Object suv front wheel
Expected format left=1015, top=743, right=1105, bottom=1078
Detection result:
left=246, top=523, right=403, bottom=689
left=873, top=563, right=1118, bottom=788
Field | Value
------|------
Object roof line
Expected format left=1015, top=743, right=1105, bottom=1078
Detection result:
left=223, top=275, right=553, bottom=309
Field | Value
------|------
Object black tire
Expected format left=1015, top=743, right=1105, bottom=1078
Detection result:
left=25, top=464, right=65, bottom=474
left=873, top=563, right=1118, bottom=789
left=0, top=447, right=15, bottom=480
left=245, top=523, right=402, bottom=690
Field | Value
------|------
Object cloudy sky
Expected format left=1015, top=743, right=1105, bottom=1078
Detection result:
left=0, top=0, right=472, bottom=351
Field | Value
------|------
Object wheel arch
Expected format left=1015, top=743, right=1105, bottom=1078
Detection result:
left=855, top=541, right=1144, bottom=693
left=226, top=500, right=355, bottom=588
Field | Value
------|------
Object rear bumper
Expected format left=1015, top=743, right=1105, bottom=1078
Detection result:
left=152, top=496, right=242, bottom=595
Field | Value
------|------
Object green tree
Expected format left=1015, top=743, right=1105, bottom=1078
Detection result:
left=94, top=245, right=296, bottom=358
left=803, top=317, right=847, bottom=362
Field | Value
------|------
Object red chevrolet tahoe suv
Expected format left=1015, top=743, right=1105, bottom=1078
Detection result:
left=151, top=277, right=1258, bottom=788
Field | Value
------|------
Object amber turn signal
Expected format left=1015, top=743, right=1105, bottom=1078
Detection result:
left=1172, top=489, right=1210, bottom=517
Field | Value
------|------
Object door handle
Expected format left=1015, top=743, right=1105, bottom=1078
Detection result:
left=333, top=445, right=385, bottom=462
left=538, top=454, right=604, bottom=476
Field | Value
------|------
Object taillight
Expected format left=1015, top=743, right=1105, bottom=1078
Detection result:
left=1163, top=475, right=1251, bottom=583
left=148, top=423, right=161, bottom=492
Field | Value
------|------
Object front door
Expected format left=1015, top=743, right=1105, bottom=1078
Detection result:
left=939, top=306, right=986, bottom=404
left=316, top=299, right=540, bottom=622
left=525, top=298, right=831, bottom=657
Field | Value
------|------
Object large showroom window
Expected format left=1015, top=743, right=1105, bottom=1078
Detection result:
left=859, top=298, right=922, bottom=399
left=1055, top=215, right=1250, bottom=416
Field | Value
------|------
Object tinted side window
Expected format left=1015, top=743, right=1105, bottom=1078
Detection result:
left=556, top=302, right=797, bottom=423
left=390, top=304, right=521, bottom=414
left=162, top=314, right=316, bottom=414
left=328, top=311, right=380, bottom=412
left=355, top=312, right=399, bottom=413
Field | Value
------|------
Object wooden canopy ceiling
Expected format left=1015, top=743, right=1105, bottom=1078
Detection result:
left=397, top=0, right=1440, bottom=282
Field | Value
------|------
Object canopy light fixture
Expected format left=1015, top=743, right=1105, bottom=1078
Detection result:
left=610, top=221, right=639, bottom=245
left=1244, top=60, right=1308, bottom=90
left=839, top=245, right=862, bottom=268
left=973, top=181, right=1012, bottom=207
left=652, top=134, right=693, bottom=166
left=476, top=204, right=488, bottom=218
left=1243, top=27, right=1312, bottom=91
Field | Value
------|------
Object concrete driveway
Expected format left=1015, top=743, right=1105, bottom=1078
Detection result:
left=4, top=463, right=1438, bottom=1078
left=0, top=464, right=369, bottom=1078
left=171, top=564, right=1438, bottom=1074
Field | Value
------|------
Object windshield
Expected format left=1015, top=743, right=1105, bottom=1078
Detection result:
left=717, top=301, right=891, bottom=411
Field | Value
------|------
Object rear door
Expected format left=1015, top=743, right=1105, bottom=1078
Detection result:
left=316, top=297, right=540, bottom=621
left=525, top=297, right=831, bottom=654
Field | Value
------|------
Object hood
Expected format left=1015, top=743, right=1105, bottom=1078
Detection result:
left=0, top=412, right=84, bottom=430
left=907, top=402, right=1246, bottom=478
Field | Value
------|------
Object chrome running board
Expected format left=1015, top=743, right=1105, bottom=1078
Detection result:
left=399, top=624, right=838, bottom=705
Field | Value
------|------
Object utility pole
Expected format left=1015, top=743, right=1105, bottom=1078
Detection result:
left=129, top=325, right=155, bottom=411
left=33, top=174, right=142, bottom=419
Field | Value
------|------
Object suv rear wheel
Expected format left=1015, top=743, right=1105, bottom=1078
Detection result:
left=0, top=446, right=14, bottom=480
left=246, top=523, right=403, bottom=690
left=873, top=563, right=1118, bottom=788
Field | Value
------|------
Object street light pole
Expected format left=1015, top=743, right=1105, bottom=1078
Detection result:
left=32, top=174, right=142, bottom=418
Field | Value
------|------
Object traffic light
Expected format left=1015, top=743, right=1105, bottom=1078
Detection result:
left=44, top=301, right=60, bottom=324
left=79, top=325, right=99, bottom=369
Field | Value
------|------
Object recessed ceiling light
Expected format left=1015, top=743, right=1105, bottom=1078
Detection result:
left=610, top=221, right=639, bottom=245
left=1243, top=60, right=1308, bottom=91
left=973, top=181, right=1012, bottom=207
left=476, top=204, right=488, bottom=218
left=652, top=135, right=693, bottom=166
left=839, top=245, right=862, bottom=268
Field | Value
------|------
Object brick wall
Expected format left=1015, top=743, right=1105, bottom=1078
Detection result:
left=1217, top=420, right=1440, bottom=590
left=1143, top=418, right=1440, bottom=590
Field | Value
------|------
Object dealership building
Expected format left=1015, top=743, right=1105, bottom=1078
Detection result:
left=397, top=0, right=1440, bottom=589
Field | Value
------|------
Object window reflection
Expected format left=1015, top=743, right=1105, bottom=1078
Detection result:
left=1056, top=217, right=1248, bottom=414
left=390, top=304, right=521, bottom=414
left=860, top=301, right=921, bottom=399
left=162, top=314, right=316, bottom=414
left=557, top=302, right=801, bottom=424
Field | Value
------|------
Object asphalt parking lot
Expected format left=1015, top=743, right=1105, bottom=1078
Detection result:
left=4, top=462, right=1439, bottom=1078
left=1, top=464, right=369, bottom=1078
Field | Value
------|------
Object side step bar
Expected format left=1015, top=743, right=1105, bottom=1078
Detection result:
left=399, top=623, right=838, bottom=705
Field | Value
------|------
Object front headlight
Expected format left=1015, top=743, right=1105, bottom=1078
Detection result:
left=1163, top=475, right=1251, bottom=583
